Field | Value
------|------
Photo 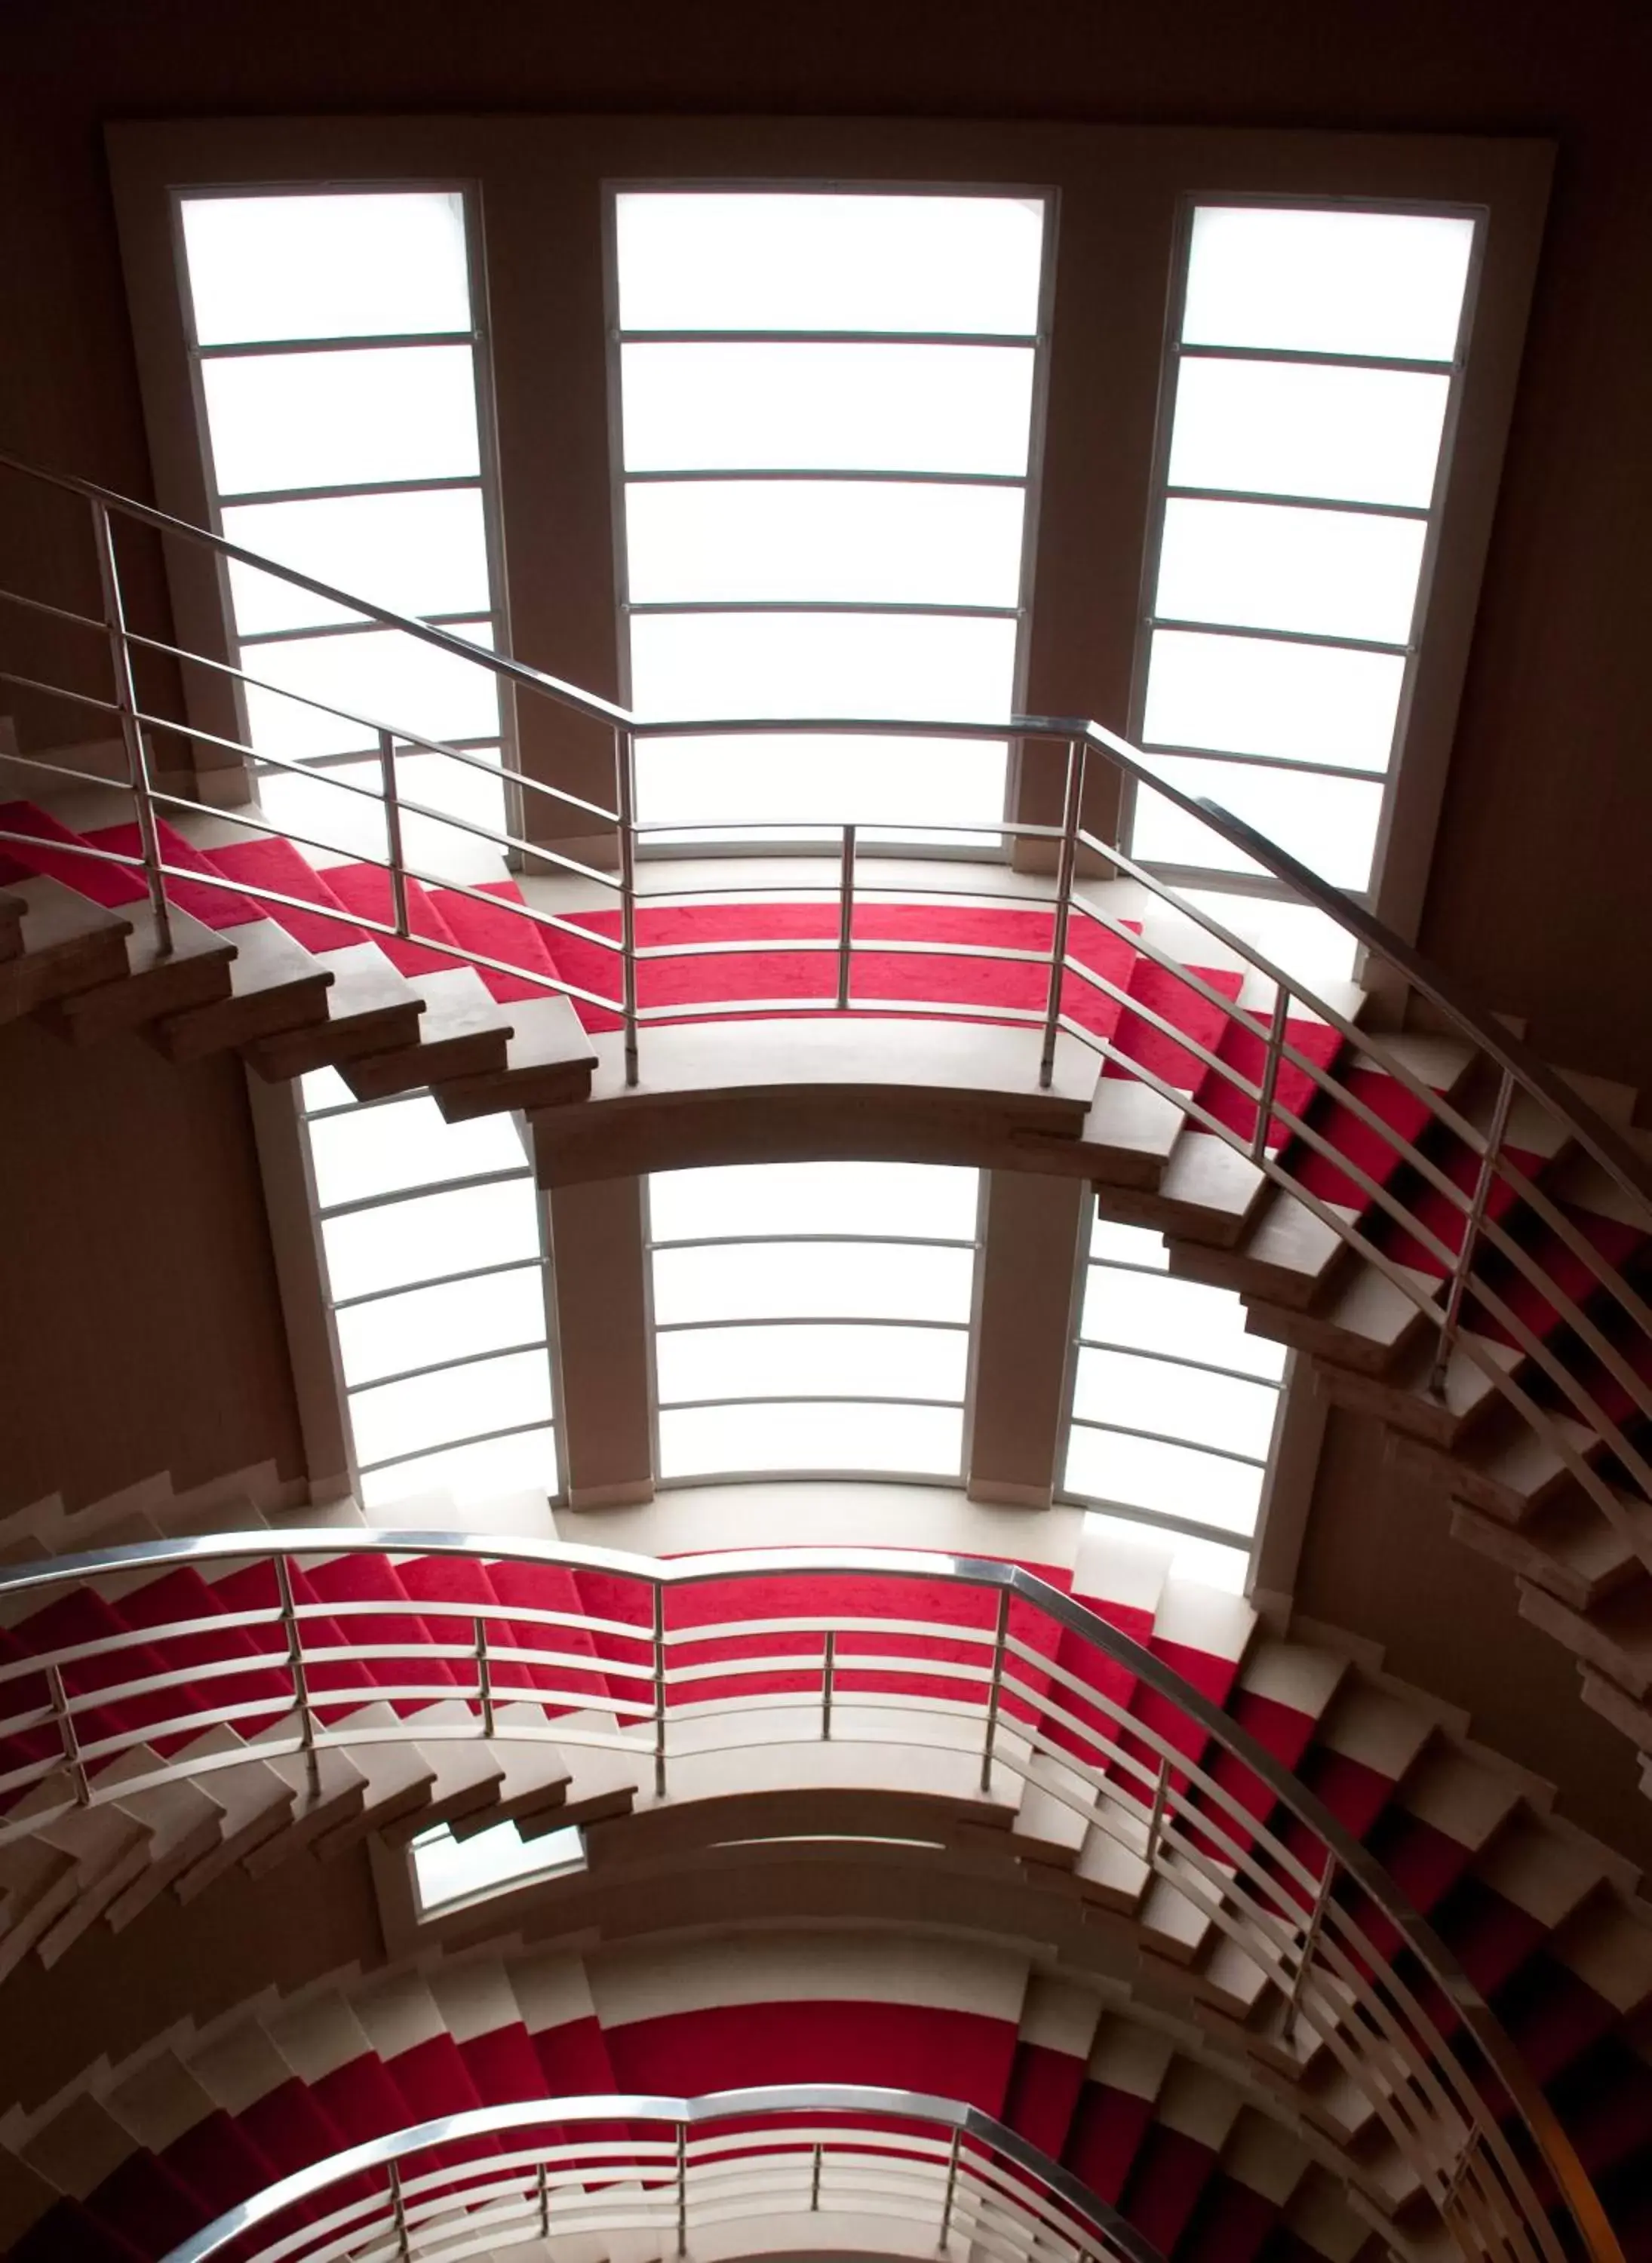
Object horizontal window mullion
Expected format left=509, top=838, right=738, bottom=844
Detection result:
left=1135, top=738, right=1389, bottom=785
left=1177, top=341, right=1457, bottom=376
left=1147, top=615, right=1412, bottom=659
left=1068, top=1415, right=1267, bottom=1469
left=654, top=1315, right=969, bottom=1334
left=649, top=1233, right=979, bottom=1253
left=1085, top=1255, right=1172, bottom=1283
left=1076, top=1334, right=1284, bottom=1387
left=623, top=467, right=1029, bottom=490
left=657, top=1392, right=964, bottom=1411
left=624, top=600, right=1021, bottom=621
left=354, top=1417, right=553, bottom=1476
left=261, top=735, right=502, bottom=776
left=196, top=330, right=478, bottom=360
left=1054, top=1492, right=1251, bottom=1551
left=330, top=1257, right=545, bottom=1310
left=345, top=1339, right=549, bottom=1395
left=1165, top=481, right=1432, bottom=523
left=238, top=610, right=494, bottom=649
left=318, top=1165, right=533, bottom=1221
left=619, top=327, right=1039, bottom=348
left=215, top=474, right=485, bottom=509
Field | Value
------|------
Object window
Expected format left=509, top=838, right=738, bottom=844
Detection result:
left=302, top=1071, right=559, bottom=1509
left=411, top=1819, right=584, bottom=1918
left=647, top=1161, right=981, bottom=1479
left=175, top=189, right=505, bottom=866
left=610, top=189, right=1052, bottom=845
left=1061, top=1214, right=1285, bottom=1561
left=1129, top=201, right=1479, bottom=893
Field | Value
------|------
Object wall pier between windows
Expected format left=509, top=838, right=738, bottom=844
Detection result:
left=546, top=1174, right=656, bottom=1507
left=966, top=1169, right=1090, bottom=1507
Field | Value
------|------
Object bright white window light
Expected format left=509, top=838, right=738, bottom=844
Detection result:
left=649, top=1161, right=979, bottom=1481
left=221, top=489, right=492, bottom=636
left=1063, top=1215, right=1285, bottom=1555
left=1132, top=201, right=1478, bottom=895
left=412, top=1820, right=583, bottom=1917
left=181, top=191, right=472, bottom=346
left=612, top=190, right=1049, bottom=842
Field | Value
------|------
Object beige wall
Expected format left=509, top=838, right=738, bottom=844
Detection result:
left=0, top=1018, right=306, bottom=1514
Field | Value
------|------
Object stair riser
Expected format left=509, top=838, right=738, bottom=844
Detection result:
left=1242, top=1300, right=1426, bottom=1380
left=340, top=1026, right=512, bottom=1102
left=40, top=951, right=234, bottom=1046
left=151, top=973, right=333, bottom=1064
left=435, top=1061, right=595, bottom=1121
left=244, top=1003, right=424, bottom=1081
left=0, top=932, right=131, bottom=1023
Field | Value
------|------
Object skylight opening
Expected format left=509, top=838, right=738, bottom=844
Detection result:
left=610, top=188, right=1052, bottom=849
left=1060, top=1213, right=1285, bottom=1560
left=647, top=1160, right=981, bottom=1482
left=176, top=188, right=506, bottom=873
left=300, top=1070, right=559, bottom=1512
left=411, top=1819, right=585, bottom=1918
left=1129, top=199, right=1479, bottom=896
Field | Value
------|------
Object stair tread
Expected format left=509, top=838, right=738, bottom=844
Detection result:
left=339, top=964, right=514, bottom=1099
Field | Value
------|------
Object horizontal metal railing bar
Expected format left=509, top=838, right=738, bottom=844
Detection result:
left=630, top=932, right=1053, bottom=965
left=617, top=326, right=1042, bottom=347
left=1175, top=341, right=1458, bottom=376
left=195, top=327, right=477, bottom=358
left=1133, top=738, right=1391, bottom=783
left=157, top=2088, right=1159, bottom=2263
left=1076, top=1333, right=1285, bottom=1387
left=267, top=734, right=498, bottom=772
left=1067, top=1415, right=1268, bottom=1467
left=236, top=609, right=496, bottom=648
left=623, top=465, right=1030, bottom=488
left=631, top=992, right=1045, bottom=1030
left=1163, top=482, right=1435, bottom=521
left=214, top=472, right=486, bottom=508
left=0, top=581, right=113, bottom=638
left=625, top=599, right=1023, bottom=619
left=342, top=1337, right=550, bottom=1396
left=1146, top=614, right=1414, bottom=659
left=630, top=812, right=1062, bottom=838
left=0, top=1534, right=1601, bottom=2258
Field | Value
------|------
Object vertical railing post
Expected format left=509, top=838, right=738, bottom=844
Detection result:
left=378, top=729, right=410, bottom=938
left=653, top=1580, right=668, bottom=1799
left=1038, top=738, right=1085, bottom=1092
left=836, top=822, right=857, bottom=1010
left=538, top=2157, right=551, bottom=2238
left=1144, top=1752, right=1171, bottom=1870
left=1282, top=1856, right=1336, bottom=2043
left=388, top=2160, right=412, bottom=2261
left=810, top=2142, right=824, bottom=2213
left=821, top=1628, right=836, bottom=1742
left=474, top=1614, right=496, bottom=1738
left=1429, top=1064, right=1516, bottom=1396
left=979, top=1586, right=1011, bottom=1795
left=938, top=2127, right=963, bottom=2253
left=1249, top=984, right=1291, bottom=1165
left=275, top=1555, right=321, bottom=1799
left=88, top=496, right=172, bottom=956
left=616, top=726, right=640, bottom=1089
left=676, top=2120, right=688, bottom=2258
left=45, top=1662, right=92, bottom=1806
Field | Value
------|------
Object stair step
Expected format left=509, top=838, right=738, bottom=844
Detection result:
left=1451, top=1491, right=1652, bottom=1611
left=0, top=878, right=132, bottom=1024
left=0, top=889, right=25, bottom=963
left=1242, top=1261, right=1438, bottom=1378
left=152, top=916, right=334, bottom=1063
left=1518, top=1577, right=1652, bottom=1700
left=1313, top=1329, right=1521, bottom=1451
left=1107, top=1127, right=1268, bottom=1248
left=241, top=941, right=425, bottom=1079
left=431, top=993, right=600, bottom=1120
left=1068, top=1080, right=1184, bottom=1190
left=36, top=904, right=235, bottom=1044
left=339, top=966, right=514, bottom=1101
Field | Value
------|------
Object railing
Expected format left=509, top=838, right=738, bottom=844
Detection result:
left=157, top=2086, right=1165, bottom=2263
left=2, top=448, right=1650, bottom=1661
left=0, top=1533, right=1620, bottom=2263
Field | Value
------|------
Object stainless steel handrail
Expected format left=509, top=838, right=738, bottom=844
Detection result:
left=0, top=1531, right=1619, bottom=2263
left=156, top=2086, right=1167, bottom=2263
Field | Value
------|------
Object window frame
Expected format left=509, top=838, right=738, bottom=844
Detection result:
left=600, top=177, right=1061, bottom=864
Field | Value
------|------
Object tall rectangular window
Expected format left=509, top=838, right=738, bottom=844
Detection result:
left=648, top=1162, right=981, bottom=1480
left=302, top=1072, right=559, bottom=1510
left=175, top=189, right=505, bottom=866
left=1061, top=1216, right=1285, bottom=1562
left=610, top=189, right=1052, bottom=846
left=1129, top=201, right=1479, bottom=894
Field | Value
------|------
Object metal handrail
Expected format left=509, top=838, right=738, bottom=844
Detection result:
left=0, top=1531, right=1620, bottom=2263
left=156, top=2086, right=1166, bottom=2263
left=4, top=450, right=1651, bottom=1632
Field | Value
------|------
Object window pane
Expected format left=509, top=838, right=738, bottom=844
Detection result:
left=1073, top=1347, right=1279, bottom=1460
left=1131, top=755, right=1385, bottom=892
left=656, top=1321, right=967, bottom=1405
left=1080, top=1264, right=1285, bottom=1378
left=1167, top=358, right=1451, bottom=508
left=1141, top=628, right=1404, bottom=769
left=388, top=749, right=511, bottom=879
left=1156, top=499, right=1426, bottom=646
left=1090, top=1217, right=1168, bottom=1270
left=659, top=1401, right=963, bottom=1479
left=1064, top=1425, right=1264, bottom=1535
left=323, top=1178, right=542, bottom=1302
left=223, top=489, right=491, bottom=636
left=349, top=1348, right=552, bottom=1466
left=334, top=1269, right=548, bottom=1386
left=616, top=193, right=1046, bottom=335
left=625, top=481, right=1026, bottom=607
left=1181, top=207, right=1476, bottom=362
left=620, top=343, right=1036, bottom=475
left=629, top=610, right=1018, bottom=725
left=201, top=345, right=481, bottom=495
left=241, top=622, right=501, bottom=761
left=413, top=1820, right=582, bottom=1914
left=650, top=1162, right=978, bottom=1243
left=636, top=732, right=1008, bottom=838
left=653, top=1241, right=975, bottom=1325
left=358, top=1425, right=557, bottom=1511
left=182, top=192, right=472, bottom=345
left=309, top=1096, right=524, bottom=1210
